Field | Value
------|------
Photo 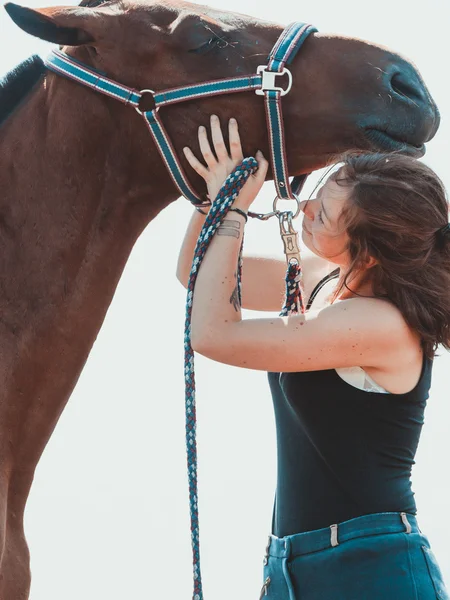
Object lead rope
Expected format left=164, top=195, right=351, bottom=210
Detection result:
left=184, top=158, right=304, bottom=600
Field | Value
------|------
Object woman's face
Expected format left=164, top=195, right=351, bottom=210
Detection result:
left=300, top=175, right=351, bottom=266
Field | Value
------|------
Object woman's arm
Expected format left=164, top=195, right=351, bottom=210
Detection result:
left=187, top=200, right=404, bottom=372
left=176, top=209, right=336, bottom=312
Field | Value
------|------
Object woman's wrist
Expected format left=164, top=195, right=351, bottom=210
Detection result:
left=228, top=207, right=248, bottom=222
left=194, top=205, right=209, bottom=216
left=223, top=210, right=247, bottom=224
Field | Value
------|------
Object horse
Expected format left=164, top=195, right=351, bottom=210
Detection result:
left=0, top=0, right=439, bottom=596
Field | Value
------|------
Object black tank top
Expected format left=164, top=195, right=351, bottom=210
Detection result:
left=268, top=268, right=433, bottom=537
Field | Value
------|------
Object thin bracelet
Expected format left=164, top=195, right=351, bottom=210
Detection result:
left=195, top=207, right=208, bottom=215
left=228, top=207, right=248, bottom=222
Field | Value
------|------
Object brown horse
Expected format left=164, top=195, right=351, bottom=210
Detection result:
left=0, top=0, right=439, bottom=596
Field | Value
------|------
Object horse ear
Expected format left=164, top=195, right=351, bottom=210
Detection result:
left=4, top=2, right=95, bottom=46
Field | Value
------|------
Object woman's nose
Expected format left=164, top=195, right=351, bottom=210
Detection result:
left=300, top=199, right=314, bottom=218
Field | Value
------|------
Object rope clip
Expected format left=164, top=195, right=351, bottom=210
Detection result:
left=278, top=211, right=301, bottom=266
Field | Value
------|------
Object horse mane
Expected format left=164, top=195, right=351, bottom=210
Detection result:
left=0, top=55, right=46, bottom=127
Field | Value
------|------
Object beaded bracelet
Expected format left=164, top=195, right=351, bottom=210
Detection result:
left=228, top=207, right=248, bottom=222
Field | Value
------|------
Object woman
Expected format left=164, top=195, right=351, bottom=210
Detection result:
left=176, top=115, right=450, bottom=599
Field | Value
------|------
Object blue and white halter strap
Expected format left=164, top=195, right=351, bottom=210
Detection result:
left=44, top=21, right=317, bottom=211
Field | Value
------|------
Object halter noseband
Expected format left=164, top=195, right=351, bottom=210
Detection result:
left=44, top=22, right=317, bottom=213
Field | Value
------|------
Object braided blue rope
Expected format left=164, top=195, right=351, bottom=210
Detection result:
left=183, top=156, right=304, bottom=599
left=184, top=157, right=258, bottom=600
left=279, top=260, right=305, bottom=316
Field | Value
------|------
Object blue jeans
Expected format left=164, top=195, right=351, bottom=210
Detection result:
left=260, top=511, right=449, bottom=599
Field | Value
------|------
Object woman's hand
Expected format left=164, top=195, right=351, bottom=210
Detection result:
left=183, top=114, right=268, bottom=212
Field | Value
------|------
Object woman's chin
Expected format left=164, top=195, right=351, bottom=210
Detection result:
left=301, top=228, right=312, bottom=248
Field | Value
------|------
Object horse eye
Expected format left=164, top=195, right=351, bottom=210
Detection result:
left=189, top=38, right=219, bottom=54
left=80, top=0, right=109, bottom=6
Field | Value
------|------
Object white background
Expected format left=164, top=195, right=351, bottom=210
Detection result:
left=1, top=0, right=449, bottom=598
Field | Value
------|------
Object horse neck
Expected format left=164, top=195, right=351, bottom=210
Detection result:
left=0, top=78, right=176, bottom=491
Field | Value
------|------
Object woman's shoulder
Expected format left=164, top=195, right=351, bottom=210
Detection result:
left=311, top=291, right=419, bottom=351
left=331, top=295, right=419, bottom=347
left=328, top=296, right=425, bottom=393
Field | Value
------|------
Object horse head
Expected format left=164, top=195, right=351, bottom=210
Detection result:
left=5, top=0, right=439, bottom=204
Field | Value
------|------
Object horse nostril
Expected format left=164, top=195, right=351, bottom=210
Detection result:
left=380, top=60, right=440, bottom=144
left=390, top=71, right=424, bottom=102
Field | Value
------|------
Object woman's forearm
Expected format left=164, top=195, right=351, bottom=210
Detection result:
left=176, top=209, right=207, bottom=286
left=190, top=212, right=246, bottom=349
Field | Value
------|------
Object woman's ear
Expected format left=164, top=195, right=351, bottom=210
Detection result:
left=4, top=2, right=97, bottom=46
left=366, top=255, right=378, bottom=269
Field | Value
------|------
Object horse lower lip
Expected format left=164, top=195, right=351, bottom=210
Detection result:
left=364, top=128, right=425, bottom=157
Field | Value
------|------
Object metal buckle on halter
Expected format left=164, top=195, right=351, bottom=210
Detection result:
left=278, top=211, right=301, bottom=266
left=255, top=66, right=293, bottom=96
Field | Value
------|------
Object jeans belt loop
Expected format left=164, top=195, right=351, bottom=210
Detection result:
left=284, top=537, right=291, bottom=558
left=330, top=523, right=339, bottom=547
left=263, top=535, right=271, bottom=565
left=401, top=512, right=412, bottom=534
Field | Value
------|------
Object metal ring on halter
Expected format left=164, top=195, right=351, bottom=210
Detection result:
left=273, top=195, right=301, bottom=219
left=135, top=89, right=159, bottom=116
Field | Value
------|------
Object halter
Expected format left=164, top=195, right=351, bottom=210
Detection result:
left=44, top=21, right=317, bottom=215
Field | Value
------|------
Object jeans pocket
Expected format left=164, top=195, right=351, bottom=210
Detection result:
left=421, top=546, right=449, bottom=600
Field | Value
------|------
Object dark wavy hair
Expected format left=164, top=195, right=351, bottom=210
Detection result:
left=329, top=152, right=449, bottom=359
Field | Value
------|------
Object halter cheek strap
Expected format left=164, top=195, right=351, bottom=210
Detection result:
left=261, top=22, right=317, bottom=200
left=44, top=21, right=317, bottom=210
left=140, top=75, right=264, bottom=204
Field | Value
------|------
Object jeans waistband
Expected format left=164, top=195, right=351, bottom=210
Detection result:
left=264, top=512, right=420, bottom=560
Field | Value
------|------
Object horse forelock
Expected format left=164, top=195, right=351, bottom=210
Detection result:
left=0, top=55, right=46, bottom=127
